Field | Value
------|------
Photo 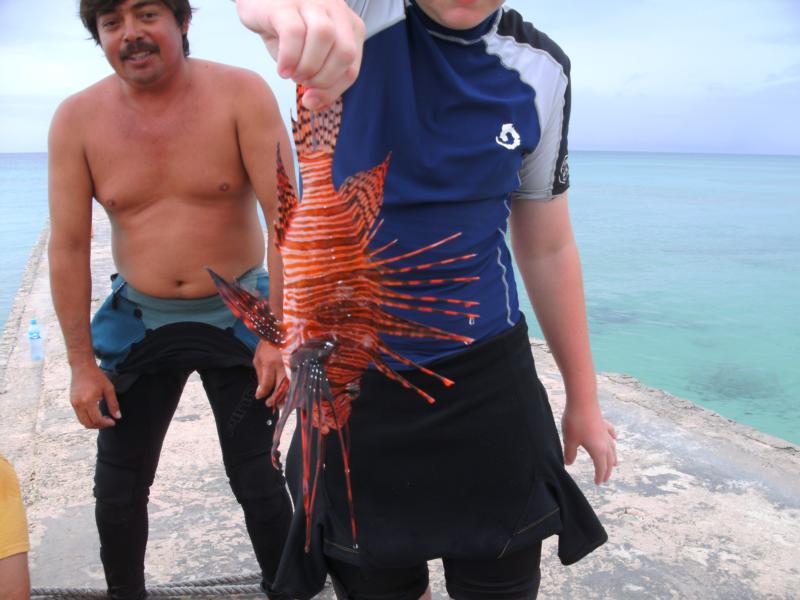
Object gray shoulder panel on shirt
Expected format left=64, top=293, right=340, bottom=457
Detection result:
left=348, top=0, right=406, bottom=39
left=485, top=8, right=571, bottom=201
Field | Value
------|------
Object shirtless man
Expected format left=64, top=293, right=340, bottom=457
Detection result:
left=48, top=1, right=294, bottom=598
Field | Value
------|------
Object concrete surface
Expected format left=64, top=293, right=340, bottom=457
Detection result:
left=1, top=211, right=798, bottom=599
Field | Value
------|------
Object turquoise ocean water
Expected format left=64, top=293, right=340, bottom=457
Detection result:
left=1, top=151, right=798, bottom=443
left=0, top=153, right=48, bottom=327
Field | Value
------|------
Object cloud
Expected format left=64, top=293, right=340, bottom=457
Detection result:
left=514, top=0, right=800, bottom=99
left=1, top=0, right=798, bottom=155
left=571, top=79, right=800, bottom=155
left=764, top=62, right=800, bottom=86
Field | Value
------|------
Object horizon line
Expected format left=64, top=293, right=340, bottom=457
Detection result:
left=3, top=149, right=799, bottom=159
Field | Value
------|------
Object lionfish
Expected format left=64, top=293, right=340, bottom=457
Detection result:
left=207, top=86, right=479, bottom=550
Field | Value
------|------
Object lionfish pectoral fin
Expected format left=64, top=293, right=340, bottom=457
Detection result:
left=370, top=306, right=474, bottom=344
left=205, top=268, right=285, bottom=346
left=275, top=144, right=298, bottom=249
left=370, top=351, right=437, bottom=405
left=338, top=154, right=392, bottom=234
left=376, top=342, right=456, bottom=389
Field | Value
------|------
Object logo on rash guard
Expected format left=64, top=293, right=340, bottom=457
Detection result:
left=495, top=123, right=521, bottom=150
left=558, top=154, right=570, bottom=186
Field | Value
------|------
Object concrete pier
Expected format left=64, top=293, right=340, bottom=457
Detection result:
left=1, top=212, right=798, bottom=599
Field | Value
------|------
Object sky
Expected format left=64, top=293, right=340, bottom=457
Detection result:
left=0, top=0, right=799, bottom=155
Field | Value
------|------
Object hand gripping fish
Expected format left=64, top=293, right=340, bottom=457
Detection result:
left=207, top=86, right=479, bottom=551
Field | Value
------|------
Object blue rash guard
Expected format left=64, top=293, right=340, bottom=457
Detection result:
left=269, top=6, right=606, bottom=599
left=333, top=0, right=571, bottom=367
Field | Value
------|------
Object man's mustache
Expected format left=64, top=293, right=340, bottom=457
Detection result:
left=120, top=40, right=159, bottom=60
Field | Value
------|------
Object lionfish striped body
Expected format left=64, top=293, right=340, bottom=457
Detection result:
left=208, top=86, right=479, bottom=550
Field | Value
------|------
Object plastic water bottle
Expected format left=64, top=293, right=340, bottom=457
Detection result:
left=28, top=319, right=44, bottom=361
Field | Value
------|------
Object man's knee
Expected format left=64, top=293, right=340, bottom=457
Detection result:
left=94, top=459, right=149, bottom=517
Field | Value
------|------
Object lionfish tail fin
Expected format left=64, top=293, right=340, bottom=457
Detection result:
left=275, top=143, right=298, bottom=248
left=205, top=268, right=285, bottom=346
left=292, top=84, right=342, bottom=156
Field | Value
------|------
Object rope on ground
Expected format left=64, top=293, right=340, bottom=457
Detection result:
left=158, top=573, right=261, bottom=587
left=30, top=573, right=264, bottom=598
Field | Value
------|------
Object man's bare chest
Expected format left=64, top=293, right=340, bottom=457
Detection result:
left=85, top=108, right=248, bottom=210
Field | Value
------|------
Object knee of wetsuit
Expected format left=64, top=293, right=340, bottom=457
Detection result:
left=228, top=453, right=287, bottom=507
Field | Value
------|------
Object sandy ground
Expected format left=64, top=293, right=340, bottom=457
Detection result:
left=1, top=212, right=798, bottom=599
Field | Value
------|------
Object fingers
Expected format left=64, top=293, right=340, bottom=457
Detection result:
left=562, top=411, right=618, bottom=484
left=266, top=375, right=290, bottom=409
left=239, top=0, right=364, bottom=109
left=73, top=396, right=116, bottom=430
left=298, top=4, right=363, bottom=108
left=104, top=380, right=122, bottom=420
left=70, top=367, right=120, bottom=430
left=254, top=342, right=286, bottom=400
left=266, top=380, right=284, bottom=408
left=611, top=435, right=618, bottom=467
left=563, top=438, right=578, bottom=466
left=590, top=453, right=606, bottom=485
left=260, top=365, right=287, bottom=403
left=267, top=6, right=309, bottom=77
left=606, top=420, right=619, bottom=472
left=590, top=446, right=616, bottom=485
left=600, top=436, right=618, bottom=484
left=255, top=366, right=277, bottom=400
left=291, top=4, right=336, bottom=82
left=566, top=423, right=618, bottom=484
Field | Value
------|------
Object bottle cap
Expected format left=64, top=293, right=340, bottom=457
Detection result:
left=31, top=319, right=37, bottom=325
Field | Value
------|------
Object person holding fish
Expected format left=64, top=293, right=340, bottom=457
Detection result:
left=230, top=1, right=618, bottom=599
left=47, top=1, right=297, bottom=598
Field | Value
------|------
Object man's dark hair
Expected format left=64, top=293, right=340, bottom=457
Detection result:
left=79, top=0, right=195, bottom=57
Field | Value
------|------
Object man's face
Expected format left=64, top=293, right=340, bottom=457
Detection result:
left=415, top=0, right=505, bottom=30
left=96, top=0, right=187, bottom=87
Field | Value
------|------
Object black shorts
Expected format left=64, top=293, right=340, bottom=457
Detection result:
left=271, top=316, right=606, bottom=599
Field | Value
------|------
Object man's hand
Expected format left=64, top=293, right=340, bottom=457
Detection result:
left=562, top=404, right=618, bottom=485
left=70, top=362, right=120, bottom=429
left=254, top=340, right=287, bottom=405
left=236, top=0, right=365, bottom=109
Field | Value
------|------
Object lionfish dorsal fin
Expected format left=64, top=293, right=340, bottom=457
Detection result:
left=292, top=85, right=342, bottom=156
left=338, top=153, right=391, bottom=236
left=275, top=143, right=298, bottom=248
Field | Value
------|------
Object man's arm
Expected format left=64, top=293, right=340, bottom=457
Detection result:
left=233, top=71, right=297, bottom=403
left=509, top=193, right=617, bottom=484
left=236, top=0, right=365, bottom=109
left=48, top=99, right=119, bottom=429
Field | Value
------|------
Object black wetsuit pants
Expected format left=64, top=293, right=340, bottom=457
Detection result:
left=94, top=366, right=292, bottom=600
